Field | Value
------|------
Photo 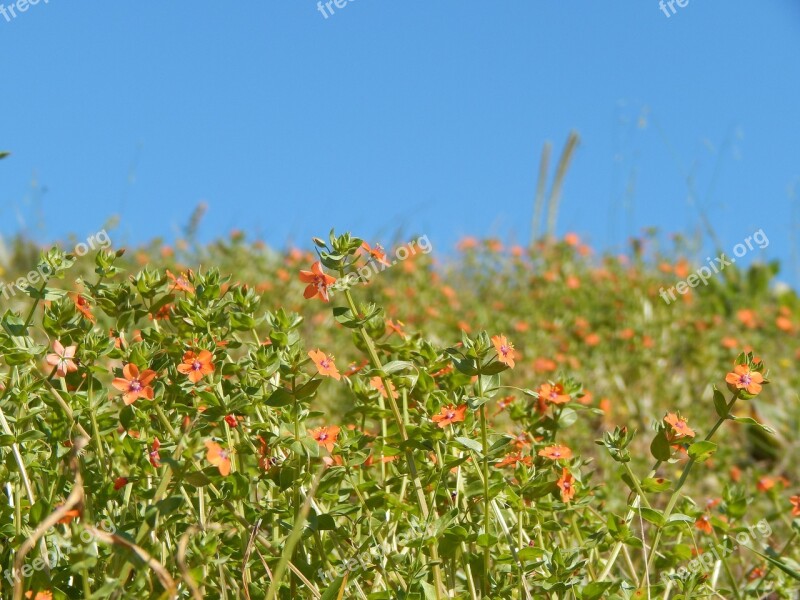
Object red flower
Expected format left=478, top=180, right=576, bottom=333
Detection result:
left=790, top=495, right=800, bottom=517
left=205, top=441, right=232, bottom=476
left=309, top=426, right=340, bottom=452
left=166, top=269, right=194, bottom=293
left=664, top=412, right=695, bottom=440
left=73, top=294, right=95, bottom=322
left=114, top=477, right=129, bottom=490
left=725, top=364, right=764, bottom=396
left=431, top=404, right=467, bottom=429
left=370, top=376, right=398, bottom=399
left=299, top=261, right=337, bottom=302
left=149, top=438, right=161, bottom=468
left=496, top=452, right=532, bottom=468
left=177, top=350, right=215, bottom=383
left=308, top=349, right=341, bottom=381
left=491, top=334, right=516, bottom=368
left=361, top=242, right=391, bottom=267
left=224, top=414, right=238, bottom=428
left=112, top=364, right=156, bottom=405
left=45, top=340, right=78, bottom=378
left=695, top=514, right=713, bottom=534
left=538, top=445, right=573, bottom=461
left=557, top=468, right=576, bottom=502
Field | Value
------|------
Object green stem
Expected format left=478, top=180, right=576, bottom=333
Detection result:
left=646, top=395, right=738, bottom=572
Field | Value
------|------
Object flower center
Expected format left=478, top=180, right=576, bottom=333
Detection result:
left=192, top=361, right=202, bottom=371
left=739, top=373, right=752, bottom=386
left=129, top=380, right=142, bottom=392
left=446, top=411, right=455, bottom=420
left=321, top=359, right=331, bottom=368
left=318, top=433, right=328, bottom=441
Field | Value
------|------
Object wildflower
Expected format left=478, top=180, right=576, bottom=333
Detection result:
left=725, top=364, right=764, bottom=396
left=538, top=445, right=573, bottom=461
left=370, top=376, right=398, bottom=399
left=790, top=495, right=800, bottom=517
left=511, top=431, right=530, bottom=449
left=344, top=359, right=369, bottom=377
left=74, top=294, right=95, bottom=322
left=224, top=414, right=238, bottom=428
left=537, top=383, right=571, bottom=405
left=25, top=592, right=53, bottom=600
left=496, top=452, right=532, bottom=468
left=57, top=508, right=81, bottom=525
left=177, top=350, right=215, bottom=383
left=361, top=242, right=391, bottom=267
left=748, top=567, right=765, bottom=581
left=205, top=441, right=232, bottom=476
left=308, top=349, right=341, bottom=381
left=299, top=261, right=337, bottom=302
left=258, top=436, right=271, bottom=471
left=695, top=514, right=713, bottom=534
left=149, top=438, right=161, bottom=468
left=112, top=363, right=156, bottom=405
left=166, top=270, right=194, bottom=293
left=757, top=476, right=777, bottom=493
left=114, top=477, right=129, bottom=490
left=386, top=319, right=407, bottom=338
left=431, top=404, right=467, bottom=429
left=557, top=468, right=576, bottom=502
left=309, top=426, right=340, bottom=452
left=491, top=335, right=516, bottom=368
left=664, top=412, right=695, bottom=440
left=46, top=340, right=78, bottom=378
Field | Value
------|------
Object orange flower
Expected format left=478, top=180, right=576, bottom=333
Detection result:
left=386, top=319, right=407, bottom=338
left=309, top=425, right=340, bottom=452
left=361, top=242, right=391, bottom=267
left=537, top=383, right=571, bottom=405
left=431, top=404, right=467, bottom=428
left=25, top=592, right=52, bottom=600
left=496, top=452, right=532, bottom=468
left=308, top=349, right=341, bottom=381
left=725, top=364, right=764, bottom=396
left=57, top=508, right=81, bottom=525
left=557, top=468, right=576, bottom=502
left=73, top=294, right=95, bottom=322
left=664, top=412, right=695, bottom=439
left=46, top=340, right=78, bottom=378
left=538, top=445, right=573, bottom=461
left=695, top=514, right=713, bottom=534
left=370, top=376, right=398, bottom=399
left=757, top=476, right=777, bottom=493
left=790, top=495, right=800, bottom=517
left=166, top=269, right=194, bottom=293
left=112, top=363, right=156, bottom=405
left=299, top=261, right=337, bottom=302
left=177, top=350, right=215, bottom=383
left=491, top=335, right=516, bottom=368
left=114, top=477, right=129, bottom=490
left=149, top=437, right=161, bottom=468
left=205, top=441, right=231, bottom=476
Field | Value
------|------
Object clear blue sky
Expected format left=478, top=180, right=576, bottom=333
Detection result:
left=1, top=1, right=799, bottom=280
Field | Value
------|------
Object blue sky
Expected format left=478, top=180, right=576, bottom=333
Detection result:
left=1, top=1, right=799, bottom=280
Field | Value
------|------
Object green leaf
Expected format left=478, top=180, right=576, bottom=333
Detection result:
left=713, top=387, right=730, bottom=418
left=0, top=151, right=10, bottom=160
left=320, top=576, right=346, bottom=600
left=641, top=477, right=671, bottom=493
left=731, top=415, right=775, bottom=434
left=454, top=436, right=483, bottom=455
left=265, top=388, right=293, bottom=407
left=580, top=582, right=615, bottom=600
left=688, top=440, right=717, bottom=461
left=637, top=506, right=666, bottom=527
left=650, top=430, right=671, bottom=461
